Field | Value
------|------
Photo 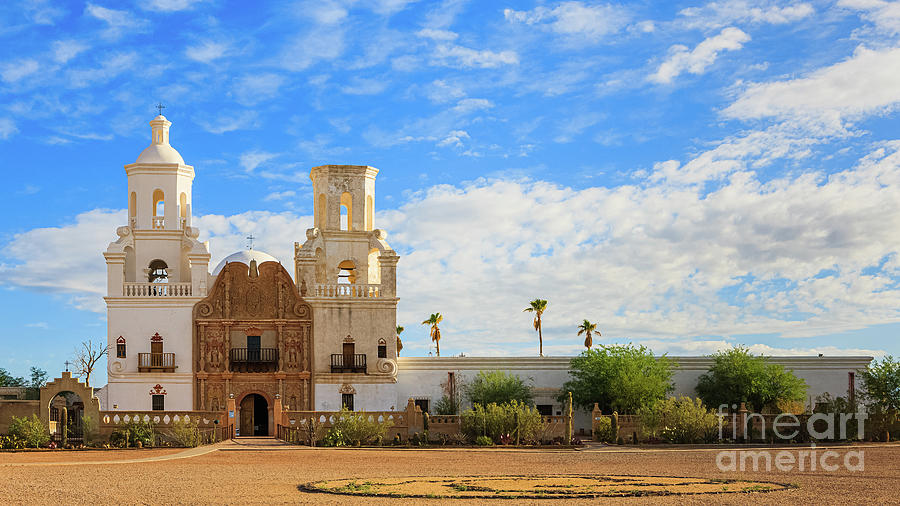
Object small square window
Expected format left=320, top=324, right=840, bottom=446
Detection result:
left=152, top=394, right=165, bottom=411
left=342, top=393, right=354, bottom=411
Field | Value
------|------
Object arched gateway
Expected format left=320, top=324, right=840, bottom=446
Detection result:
left=193, top=255, right=313, bottom=435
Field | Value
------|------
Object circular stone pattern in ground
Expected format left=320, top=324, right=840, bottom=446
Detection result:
left=301, top=474, right=795, bottom=499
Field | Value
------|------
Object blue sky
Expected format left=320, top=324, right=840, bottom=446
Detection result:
left=1, top=0, right=899, bottom=386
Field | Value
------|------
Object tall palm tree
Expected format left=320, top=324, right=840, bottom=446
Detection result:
left=577, top=319, right=600, bottom=349
left=421, top=313, right=443, bottom=356
left=396, top=325, right=404, bottom=355
left=524, top=299, right=548, bottom=356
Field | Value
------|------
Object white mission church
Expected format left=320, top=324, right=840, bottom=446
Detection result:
left=99, top=115, right=870, bottom=435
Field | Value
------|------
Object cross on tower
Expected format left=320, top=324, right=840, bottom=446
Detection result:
left=64, top=360, right=71, bottom=372
left=155, top=102, right=166, bottom=115
left=246, top=234, right=255, bottom=250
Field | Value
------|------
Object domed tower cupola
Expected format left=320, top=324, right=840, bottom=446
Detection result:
left=124, top=115, right=194, bottom=231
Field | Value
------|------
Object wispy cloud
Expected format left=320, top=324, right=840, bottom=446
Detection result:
left=676, top=1, right=814, bottom=30
left=196, top=110, right=260, bottom=134
left=52, top=40, right=90, bottom=64
left=650, top=27, right=750, bottom=84
left=431, top=44, right=518, bottom=68
left=239, top=150, right=279, bottom=172
left=0, top=118, right=18, bottom=140
left=84, top=4, right=149, bottom=39
left=504, top=2, right=632, bottom=42
left=185, top=40, right=229, bottom=63
left=0, top=60, right=40, bottom=83
left=263, top=190, right=297, bottom=201
left=233, top=73, right=286, bottom=105
left=341, top=77, right=389, bottom=95
left=142, top=0, right=204, bottom=12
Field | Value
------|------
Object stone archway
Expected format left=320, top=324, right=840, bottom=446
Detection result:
left=236, top=390, right=273, bottom=436
left=40, top=372, right=101, bottom=433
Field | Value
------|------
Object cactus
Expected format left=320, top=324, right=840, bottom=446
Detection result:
left=611, top=411, right=619, bottom=443
left=565, top=392, right=573, bottom=444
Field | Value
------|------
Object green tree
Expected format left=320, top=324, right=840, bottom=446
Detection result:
left=0, top=368, right=25, bottom=387
left=421, top=313, right=443, bottom=357
left=395, top=325, right=404, bottom=356
left=464, top=370, right=533, bottom=407
left=29, top=367, right=47, bottom=389
left=695, top=346, right=807, bottom=412
left=577, top=319, right=599, bottom=349
left=9, top=415, right=50, bottom=448
left=561, top=344, right=674, bottom=413
left=859, top=355, right=900, bottom=412
left=523, top=299, right=548, bottom=356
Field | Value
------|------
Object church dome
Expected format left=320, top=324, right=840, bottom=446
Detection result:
left=212, top=249, right=280, bottom=275
left=135, top=115, right=186, bottom=165
left=136, top=143, right=185, bottom=164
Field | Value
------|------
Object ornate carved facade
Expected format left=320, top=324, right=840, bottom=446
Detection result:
left=193, top=259, right=313, bottom=413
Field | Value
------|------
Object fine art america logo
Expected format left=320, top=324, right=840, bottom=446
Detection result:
left=715, top=404, right=867, bottom=473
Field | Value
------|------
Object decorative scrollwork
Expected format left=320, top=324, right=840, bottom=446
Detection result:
left=293, top=302, right=310, bottom=318
left=375, top=358, right=398, bottom=377
left=198, top=302, right=213, bottom=317
left=110, top=360, right=125, bottom=373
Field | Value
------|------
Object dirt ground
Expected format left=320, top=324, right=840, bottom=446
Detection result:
left=1, top=439, right=897, bottom=504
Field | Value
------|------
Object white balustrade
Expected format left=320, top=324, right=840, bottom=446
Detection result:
left=123, top=282, right=193, bottom=297
left=313, top=283, right=381, bottom=298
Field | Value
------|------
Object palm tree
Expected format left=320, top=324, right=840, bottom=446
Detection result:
left=421, top=313, right=443, bottom=356
left=524, top=299, right=549, bottom=356
left=396, top=325, right=404, bottom=355
left=577, top=319, right=600, bottom=349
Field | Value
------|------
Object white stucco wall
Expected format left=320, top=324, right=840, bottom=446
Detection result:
left=315, top=382, right=400, bottom=412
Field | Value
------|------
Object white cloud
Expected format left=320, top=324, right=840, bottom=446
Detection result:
left=185, top=41, right=229, bottom=63
left=142, top=0, right=203, bottom=11
left=431, top=44, right=519, bottom=68
left=650, top=27, right=750, bottom=84
left=84, top=4, right=149, bottom=38
left=437, top=130, right=469, bottom=147
left=417, top=28, right=458, bottom=41
left=66, top=52, right=138, bottom=88
left=677, top=1, right=814, bottom=30
left=233, top=73, right=286, bottom=106
left=724, top=45, right=900, bottom=127
left=239, top=150, right=279, bottom=172
left=196, top=110, right=260, bottom=134
left=554, top=112, right=604, bottom=143
left=263, top=190, right=297, bottom=201
left=299, top=0, right=349, bottom=25
left=504, top=2, right=631, bottom=42
left=25, top=322, right=49, bottom=329
left=0, top=118, right=19, bottom=140
left=281, top=29, right=345, bottom=71
left=52, top=40, right=90, bottom=64
left=452, top=98, right=493, bottom=114
left=0, top=60, right=39, bottom=83
left=839, top=0, right=900, bottom=35
left=425, top=79, right=465, bottom=103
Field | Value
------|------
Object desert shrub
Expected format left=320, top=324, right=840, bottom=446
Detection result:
left=9, top=414, right=49, bottom=448
left=0, top=435, right=26, bottom=449
left=110, top=419, right=155, bottom=448
left=322, top=409, right=393, bottom=447
left=638, top=397, right=720, bottom=444
left=81, top=415, right=99, bottom=446
left=434, top=395, right=460, bottom=415
left=475, top=435, right=493, bottom=446
left=460, top=400, right=542, bottom=444
left=170, top=418, right=202, bottom=448
left=464, top=371, right=533, bottom=407
left=594, top=417, right=615, bottom=443
left=696, top=346, right=807, bottom=413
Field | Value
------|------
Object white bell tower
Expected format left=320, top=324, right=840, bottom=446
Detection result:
left=102, top=114, right=210, bottom=411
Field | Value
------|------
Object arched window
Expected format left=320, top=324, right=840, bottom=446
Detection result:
left=148, top=259, right=168, bottom=283
left=179, top=193, right=188, bottom=227
left=377, top=338, right=387, bottom=358
left=340, top=192, right=353, bottom=231
left=366, top=195, right=373, bottom=231
left=337, top=260, right=355, bottom=284
left=152, top=189, right=165, bottom=229
left=116, top=336, right=126, bottom=358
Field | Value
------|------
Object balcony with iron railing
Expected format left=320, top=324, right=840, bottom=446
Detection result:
left=230, top=348, right=278, bottom=372
left=123, top=282, right=193, bottom=297
left=331, top=353, right=367, bottom=373
left=138, top=353, right=176, bottom=372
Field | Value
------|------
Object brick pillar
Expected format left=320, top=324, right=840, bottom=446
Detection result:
left=591, top=403, right=601, bottom=440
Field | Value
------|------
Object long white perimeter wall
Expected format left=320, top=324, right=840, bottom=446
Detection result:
left=395, top=355, right=872, bottom=433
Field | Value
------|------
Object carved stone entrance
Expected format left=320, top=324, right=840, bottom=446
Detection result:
left=239, top=393, right=269, bottom=436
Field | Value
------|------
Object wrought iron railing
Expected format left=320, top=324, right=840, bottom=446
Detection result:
left=230, top=348, right=278, bottom=363
left=331, top=353, right=366, bottom=373
left=138, top=353, right=176, bottom=371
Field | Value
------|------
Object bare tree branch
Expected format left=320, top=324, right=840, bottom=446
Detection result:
left=72, top=340, right=109, bottom=387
